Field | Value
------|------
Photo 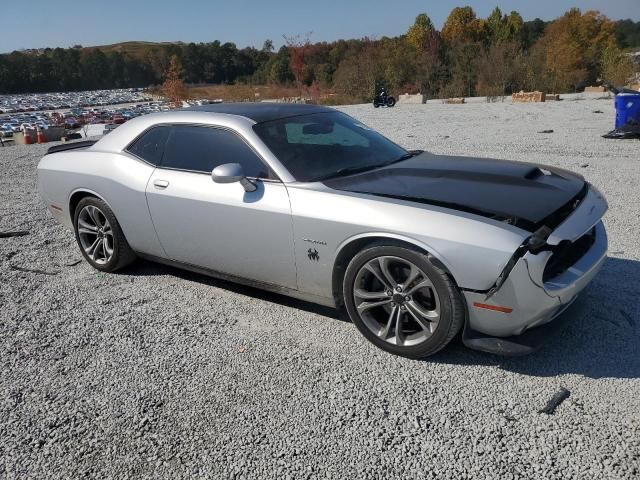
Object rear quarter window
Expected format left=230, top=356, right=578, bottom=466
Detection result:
left=126, top=126, right=171, bottom=165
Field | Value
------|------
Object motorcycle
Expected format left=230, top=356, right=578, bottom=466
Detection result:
left=373, top=92, right=396, bottom=108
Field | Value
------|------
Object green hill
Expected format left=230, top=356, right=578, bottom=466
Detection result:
left=92, top=41, right=185, bottom=59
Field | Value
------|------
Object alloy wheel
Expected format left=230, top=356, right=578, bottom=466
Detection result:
left=77, top=205, right=114, bottom=265
left=353, top=255, right=441, bottom=347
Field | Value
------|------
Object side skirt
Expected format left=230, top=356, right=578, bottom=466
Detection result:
left=134, top=252, right=337, bottom=308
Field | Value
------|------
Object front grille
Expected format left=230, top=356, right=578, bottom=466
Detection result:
left=543, top=227, right=596, bottom=283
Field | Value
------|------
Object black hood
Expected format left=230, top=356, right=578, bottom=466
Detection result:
left=323, top=152, right=586, bottom=230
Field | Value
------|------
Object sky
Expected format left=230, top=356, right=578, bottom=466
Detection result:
left=1, top=0, right=639, bottom=53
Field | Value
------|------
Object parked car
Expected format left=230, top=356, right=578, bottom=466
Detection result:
left=36, top=104, right=608, bottom=358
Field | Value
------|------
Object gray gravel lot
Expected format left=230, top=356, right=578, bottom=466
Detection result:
left=1, top=98, right=639, bottom=479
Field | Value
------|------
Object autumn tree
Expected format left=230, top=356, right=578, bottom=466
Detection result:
left=441, top=6, right=485, bottom=45
left=529, top=8, right=619, bottom=91
left=284, top=33, right=312, bottom=87
left=486, top=7, right=524, bottom=46
left=439, top=7, right=488, bottom=98
left=600, top=44, right=635, bottom=86
left=381, top=37, right=416, bottom=92
left=161, top=55, right=188, bottom=108
left=405, top=13, right=442, bottom=95
left=531, top=29, right=585, bottom=92
left=407, top=14, right=435, bottom=51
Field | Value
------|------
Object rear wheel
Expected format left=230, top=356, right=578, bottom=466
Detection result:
left=386, top=96, right=396, bottom=107
left=343, top=245, right=464, bottom=358
left=73, top=197, right=136, bottom=272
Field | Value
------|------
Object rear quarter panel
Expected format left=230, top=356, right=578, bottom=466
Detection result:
left=37, top=150, right=165, bottom=257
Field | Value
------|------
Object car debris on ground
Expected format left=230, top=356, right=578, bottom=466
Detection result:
left=0, top=230, right=29, bottom=238
left=538, top=387, right=571, bottom=414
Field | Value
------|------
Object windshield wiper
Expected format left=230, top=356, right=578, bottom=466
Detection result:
left=318, top=165, right=382, bottom=181
left=318, top=150, right=423, bottom=181
left=384, top=149, right=423, bottom=166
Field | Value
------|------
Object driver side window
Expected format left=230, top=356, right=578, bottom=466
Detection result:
left=161, top=125, right=273, bottom=179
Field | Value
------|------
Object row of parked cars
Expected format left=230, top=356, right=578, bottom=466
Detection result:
left=0, top=92, right=224, bottom=142
left=0, top=101, right=173, bottom=139
left=0, top=88, right=152, bottom=114
left=1, top=114, right=51, bottom=137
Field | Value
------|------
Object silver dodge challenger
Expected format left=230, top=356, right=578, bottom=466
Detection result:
left=37, top=104, right=608, bottom=358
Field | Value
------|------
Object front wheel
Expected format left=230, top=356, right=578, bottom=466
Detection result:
left=343, top=245, right=464, bottom=358
left=73, top=197, right=136, bottom=272
left=386, top=96, right=396, bottom=107
left=373, top=100, right=380, bottom=108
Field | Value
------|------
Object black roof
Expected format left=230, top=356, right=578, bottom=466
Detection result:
left=185, top=102, right=334, bottom=123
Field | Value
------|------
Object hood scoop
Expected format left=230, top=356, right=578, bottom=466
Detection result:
left=524, top=167, right=554, bottom=180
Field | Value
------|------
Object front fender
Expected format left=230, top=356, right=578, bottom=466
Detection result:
left=288, top=184, right=526, bottom=301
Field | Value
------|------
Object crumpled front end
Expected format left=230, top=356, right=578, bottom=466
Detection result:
left=462, top=185, right=608, bottom=353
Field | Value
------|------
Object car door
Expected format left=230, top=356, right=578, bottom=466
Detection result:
left=145, top=124, right=297, bottom=289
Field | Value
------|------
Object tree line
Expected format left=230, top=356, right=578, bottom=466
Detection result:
left=0, top=41, right=269, bottom=94
left=0, top=7, right=638, bottom=100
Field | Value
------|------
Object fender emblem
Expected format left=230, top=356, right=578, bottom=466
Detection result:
left=307, top=248, right=320, bottom=261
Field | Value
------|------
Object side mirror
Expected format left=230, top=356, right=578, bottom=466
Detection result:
left=212, top=163, right=244, bottom=183
left=211, top=163, right=257, bottom=192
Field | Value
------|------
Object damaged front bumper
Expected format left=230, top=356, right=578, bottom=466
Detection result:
left=462, top=186, right=608, bottom=355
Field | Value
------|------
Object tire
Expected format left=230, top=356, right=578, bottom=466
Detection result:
left=343, top=245, right=464, bottom=358
left=386, top=96, right=396, bottom=107
left=73, top=196, right=136, bottom=272
left=373, top=100, right=380, bottom=108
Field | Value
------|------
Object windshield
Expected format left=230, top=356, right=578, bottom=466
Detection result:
left=253, top=111, right=408, bottom=182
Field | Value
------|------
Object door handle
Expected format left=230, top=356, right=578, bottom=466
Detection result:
left=153, top=180, right=169, bottom=189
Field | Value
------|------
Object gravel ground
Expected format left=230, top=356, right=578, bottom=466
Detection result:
left=1, top=98, right=639, bottom=479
